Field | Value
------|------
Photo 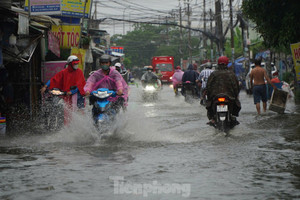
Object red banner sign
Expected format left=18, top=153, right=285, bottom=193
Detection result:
left=48, top=31, right=60, bottom=57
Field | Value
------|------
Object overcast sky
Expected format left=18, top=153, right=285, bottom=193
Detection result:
left=92, top=0, right=242, bottom=35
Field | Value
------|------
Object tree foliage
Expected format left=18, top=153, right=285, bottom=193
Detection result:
left=224, top=27, right=244, bottom=58
left=242, top=0, right=300, bottom=50
left=111, top=24, right=204, bottom=68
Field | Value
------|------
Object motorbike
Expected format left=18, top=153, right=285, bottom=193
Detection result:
left=42, top=88, right=66, bottom=131
left=174, top=83, right=182, bottom=96
left=142, top=81, right=160, bottom=101
left=182, top=81, right=197, bottom=103
left=200, top=88, right=208, bottom=106
left=210, top=93, right=239, bottom=133
left=89, top=88, right=124, bottom=132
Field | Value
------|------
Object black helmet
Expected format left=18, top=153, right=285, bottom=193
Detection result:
left=100, top=54, right=111, bottom=63
left=206, top=62, right=212, bottom=69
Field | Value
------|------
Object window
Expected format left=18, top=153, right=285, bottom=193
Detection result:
left=155, top=63, right=173, bottom=71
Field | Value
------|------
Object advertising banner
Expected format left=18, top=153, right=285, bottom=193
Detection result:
left=51, top=25, right=81, bottom=49
left=71, top=48, right=86, bottom=71
left=42, top=61, right=67, bottom=83
left=48, top=31, right=60, bottom=57
left=290, top=42, right=300, bottom=83
left=25, top=0, right=90, bottom=17
left=25, top=0, right=61, bottom=16
left=61, top=0, right=91, bottom=18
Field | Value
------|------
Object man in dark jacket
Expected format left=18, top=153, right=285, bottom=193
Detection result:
left=182, top=64, right=199, bottom=96
left=206, top=56, right=241, bottom=124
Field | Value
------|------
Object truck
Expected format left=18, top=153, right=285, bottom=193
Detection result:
left=151, top=56, right=175, bottom=83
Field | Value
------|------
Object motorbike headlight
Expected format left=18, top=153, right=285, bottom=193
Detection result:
left=98, top=118, right=104, bottom=123
left=50, top=90, right=64, bottom=95
left=145, top=85, right=156, bottom=91
left=93, top=91, right=112, bottom=99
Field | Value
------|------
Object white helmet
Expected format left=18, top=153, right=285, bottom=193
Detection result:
left=67, top=55, right=79, bottom=64
left=115, top=62, right=122, bottom=68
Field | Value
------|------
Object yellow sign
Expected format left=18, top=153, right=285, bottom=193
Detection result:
left=291, top=42, right=300, bottom=82
left=61, top=0, right=91, bottom=17
left=51, top=25, right=81, bottom=48
left=71, top=48, right=86, bottom=71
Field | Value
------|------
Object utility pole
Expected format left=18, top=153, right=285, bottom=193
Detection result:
left=203, top=0, right=206, bottom=60
left=166, top=16, right=169, bottom=46
left=187, top=0, right=192, bottom=64
left=229, top=0, right=235, bottom=67
left=210, top=9, right=213, bottom=61
left=246, top=20, right=251, bottom=70
left=215, top=0, right=224, bottom=56
left=79, top=0, right=88, bottom=48
left=28, top=0, right=31, bottom=19
left=87, top=0, right=93, bottom=31
left=123, top=8, right=126, bottom=35
left=179, top=1, right=183, bottom=68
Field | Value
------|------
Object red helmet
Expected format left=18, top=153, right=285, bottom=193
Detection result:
left=218, top=56, right=229, bottom=65
left=176, top=66, right=181, bottom=70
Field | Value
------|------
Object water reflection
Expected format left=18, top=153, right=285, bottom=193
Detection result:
left=0, top=85, right=299, bottom=199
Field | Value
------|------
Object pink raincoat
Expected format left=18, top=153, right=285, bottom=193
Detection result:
left=84, top=67, right=129, bottom=105
left=172, top=69, right=184, bottom=88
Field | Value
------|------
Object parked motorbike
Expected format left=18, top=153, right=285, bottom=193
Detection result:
left=42, top=88, right=66, bottom=131
left=182, top=81, right=197, bottom=103
left=89, top=88, right=124, bottom=132
left=210, top=93, right=239, bottom=133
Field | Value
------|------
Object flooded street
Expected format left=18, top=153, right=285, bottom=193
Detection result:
left=1, top=83, right=300, bottom=200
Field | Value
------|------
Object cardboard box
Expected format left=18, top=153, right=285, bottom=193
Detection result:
left=269, top=89, right=288, bottom=114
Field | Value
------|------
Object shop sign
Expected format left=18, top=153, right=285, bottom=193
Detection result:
left=291, top=42, right=300, bottom=83
left=48, top=31, right=60, bottom=57
left=25, top=0, right=61, bottom=15
left=51, top=25, right=81, bottom=49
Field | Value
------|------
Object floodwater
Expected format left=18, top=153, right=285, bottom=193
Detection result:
left=0, top=83, right=299, bottom=200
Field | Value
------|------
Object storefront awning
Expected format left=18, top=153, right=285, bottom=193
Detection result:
left=3, top=35, right=42, bottom=63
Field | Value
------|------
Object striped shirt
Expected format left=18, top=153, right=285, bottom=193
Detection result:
left=198, top=68, right=214, bottom=89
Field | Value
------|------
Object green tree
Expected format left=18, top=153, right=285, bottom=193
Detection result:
left=242, top=0, right=300, bottom=50
left=123, top=57, right=132, bottom=70
left=224, top=27, right=244, bottom=58
left=112, top=24, right=201, bottom=68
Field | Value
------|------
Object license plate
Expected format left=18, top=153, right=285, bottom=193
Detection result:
left=217, top=105, right=228, bottom=112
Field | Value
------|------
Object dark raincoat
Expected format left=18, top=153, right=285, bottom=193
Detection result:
left=182, top=64, right=199, bottom=84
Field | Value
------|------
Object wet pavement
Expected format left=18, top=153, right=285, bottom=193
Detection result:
left=0, top=83, right=299, bottom=199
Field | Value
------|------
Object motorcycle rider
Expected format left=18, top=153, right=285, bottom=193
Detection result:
left=198, top=62, right=214, bottom=105
left=40, top=55, right=86, bottom=124
left=206, top=56, right=241, bottom=125
left=155, top=67, right=163, bottom=80
left=182, top=64, right=199, bottom=96
left=141, top=66, right=160, bottom=88
left=84, top=54, right=129, bottom=107
left=114, top=62, right=122, bottom=73
left=172, top=66, right=184, bottom=95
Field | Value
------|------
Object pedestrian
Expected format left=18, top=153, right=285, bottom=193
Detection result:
left=250, top=58, right=276, bottom=115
